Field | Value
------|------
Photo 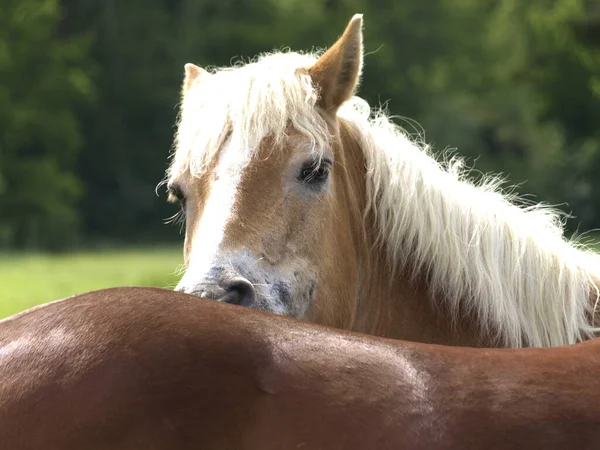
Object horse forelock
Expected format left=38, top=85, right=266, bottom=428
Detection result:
left=168, top=51, right=333, bottom=181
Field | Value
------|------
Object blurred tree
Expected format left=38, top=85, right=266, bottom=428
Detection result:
left=525, top=0, right=600, bottom=229
left=355, top=0, right=600, bottom=231
left=58, top=0, right=184, bottom=244
left=3, top=0, right=600, bottom=249
left=0, top=0, right=93, bottom=250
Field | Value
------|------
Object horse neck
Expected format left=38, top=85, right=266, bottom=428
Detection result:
left=337, top=120, right=492, bottom=347
left=356, top=236, right=492, bottom=346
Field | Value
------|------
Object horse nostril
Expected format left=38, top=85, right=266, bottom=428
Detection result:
left=221, top=277, right=256, bottom=307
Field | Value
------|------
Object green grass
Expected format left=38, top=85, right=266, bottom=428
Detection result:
left=2, top=234, right=600, bottom=321
left=0, top=247, right=182, bottom=319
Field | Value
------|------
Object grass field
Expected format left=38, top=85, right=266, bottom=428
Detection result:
left=2, top=235, right=600, bottom=320
left=0, top=247, right=182, bottom=319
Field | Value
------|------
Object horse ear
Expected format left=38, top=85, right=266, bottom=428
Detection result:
left=309, top=14, right=363, bottom=112
left=182, top=63, right=209, bottom=95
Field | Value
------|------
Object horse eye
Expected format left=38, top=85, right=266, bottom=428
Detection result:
left=299, top=159, right=332, bottom=186
left=167, top=185, right=186, bottom=206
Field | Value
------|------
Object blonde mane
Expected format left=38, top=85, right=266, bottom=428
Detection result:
left=170, top=50, right=600, bottom=348
left=339, top=100, right=600, bottom=347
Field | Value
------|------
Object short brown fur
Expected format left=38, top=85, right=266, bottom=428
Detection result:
left=1, top=287, right=599, bottom=449
left=309, top=14, right=363, bottom=112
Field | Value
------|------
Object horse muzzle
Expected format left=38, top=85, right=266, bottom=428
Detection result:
left=176, top=273, right=256, bottom=308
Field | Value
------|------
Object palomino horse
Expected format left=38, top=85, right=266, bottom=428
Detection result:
left=166, top=14, right=600, bottom=348
left=1, top=287, right=600, bottom=449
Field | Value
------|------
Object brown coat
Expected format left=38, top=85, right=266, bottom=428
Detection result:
left=1, top=287, right=599, bottom=449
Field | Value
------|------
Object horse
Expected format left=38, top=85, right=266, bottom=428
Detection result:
left=165, top=13, right=600, bottom=348
left=1, top=286, right=600, bottom=449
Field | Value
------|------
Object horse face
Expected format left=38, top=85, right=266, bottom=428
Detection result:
left=170, top=129, right=343, bottom=318
left=167, top=15, right=364, bottom=323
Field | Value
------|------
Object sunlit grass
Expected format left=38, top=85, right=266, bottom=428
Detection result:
left=0, top=247, right=182, bottom=319
left=1, top=234, right=600, bottom=320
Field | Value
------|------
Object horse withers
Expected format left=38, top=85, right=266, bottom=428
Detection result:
left=1, top=286, right=599, bottom=449
left=166, top=14, right=600, bottom=348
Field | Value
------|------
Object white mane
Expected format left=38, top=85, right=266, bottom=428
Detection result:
left=339, top=100, right=600, bottom=347
left=170, top=50, right=600, bottom=348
